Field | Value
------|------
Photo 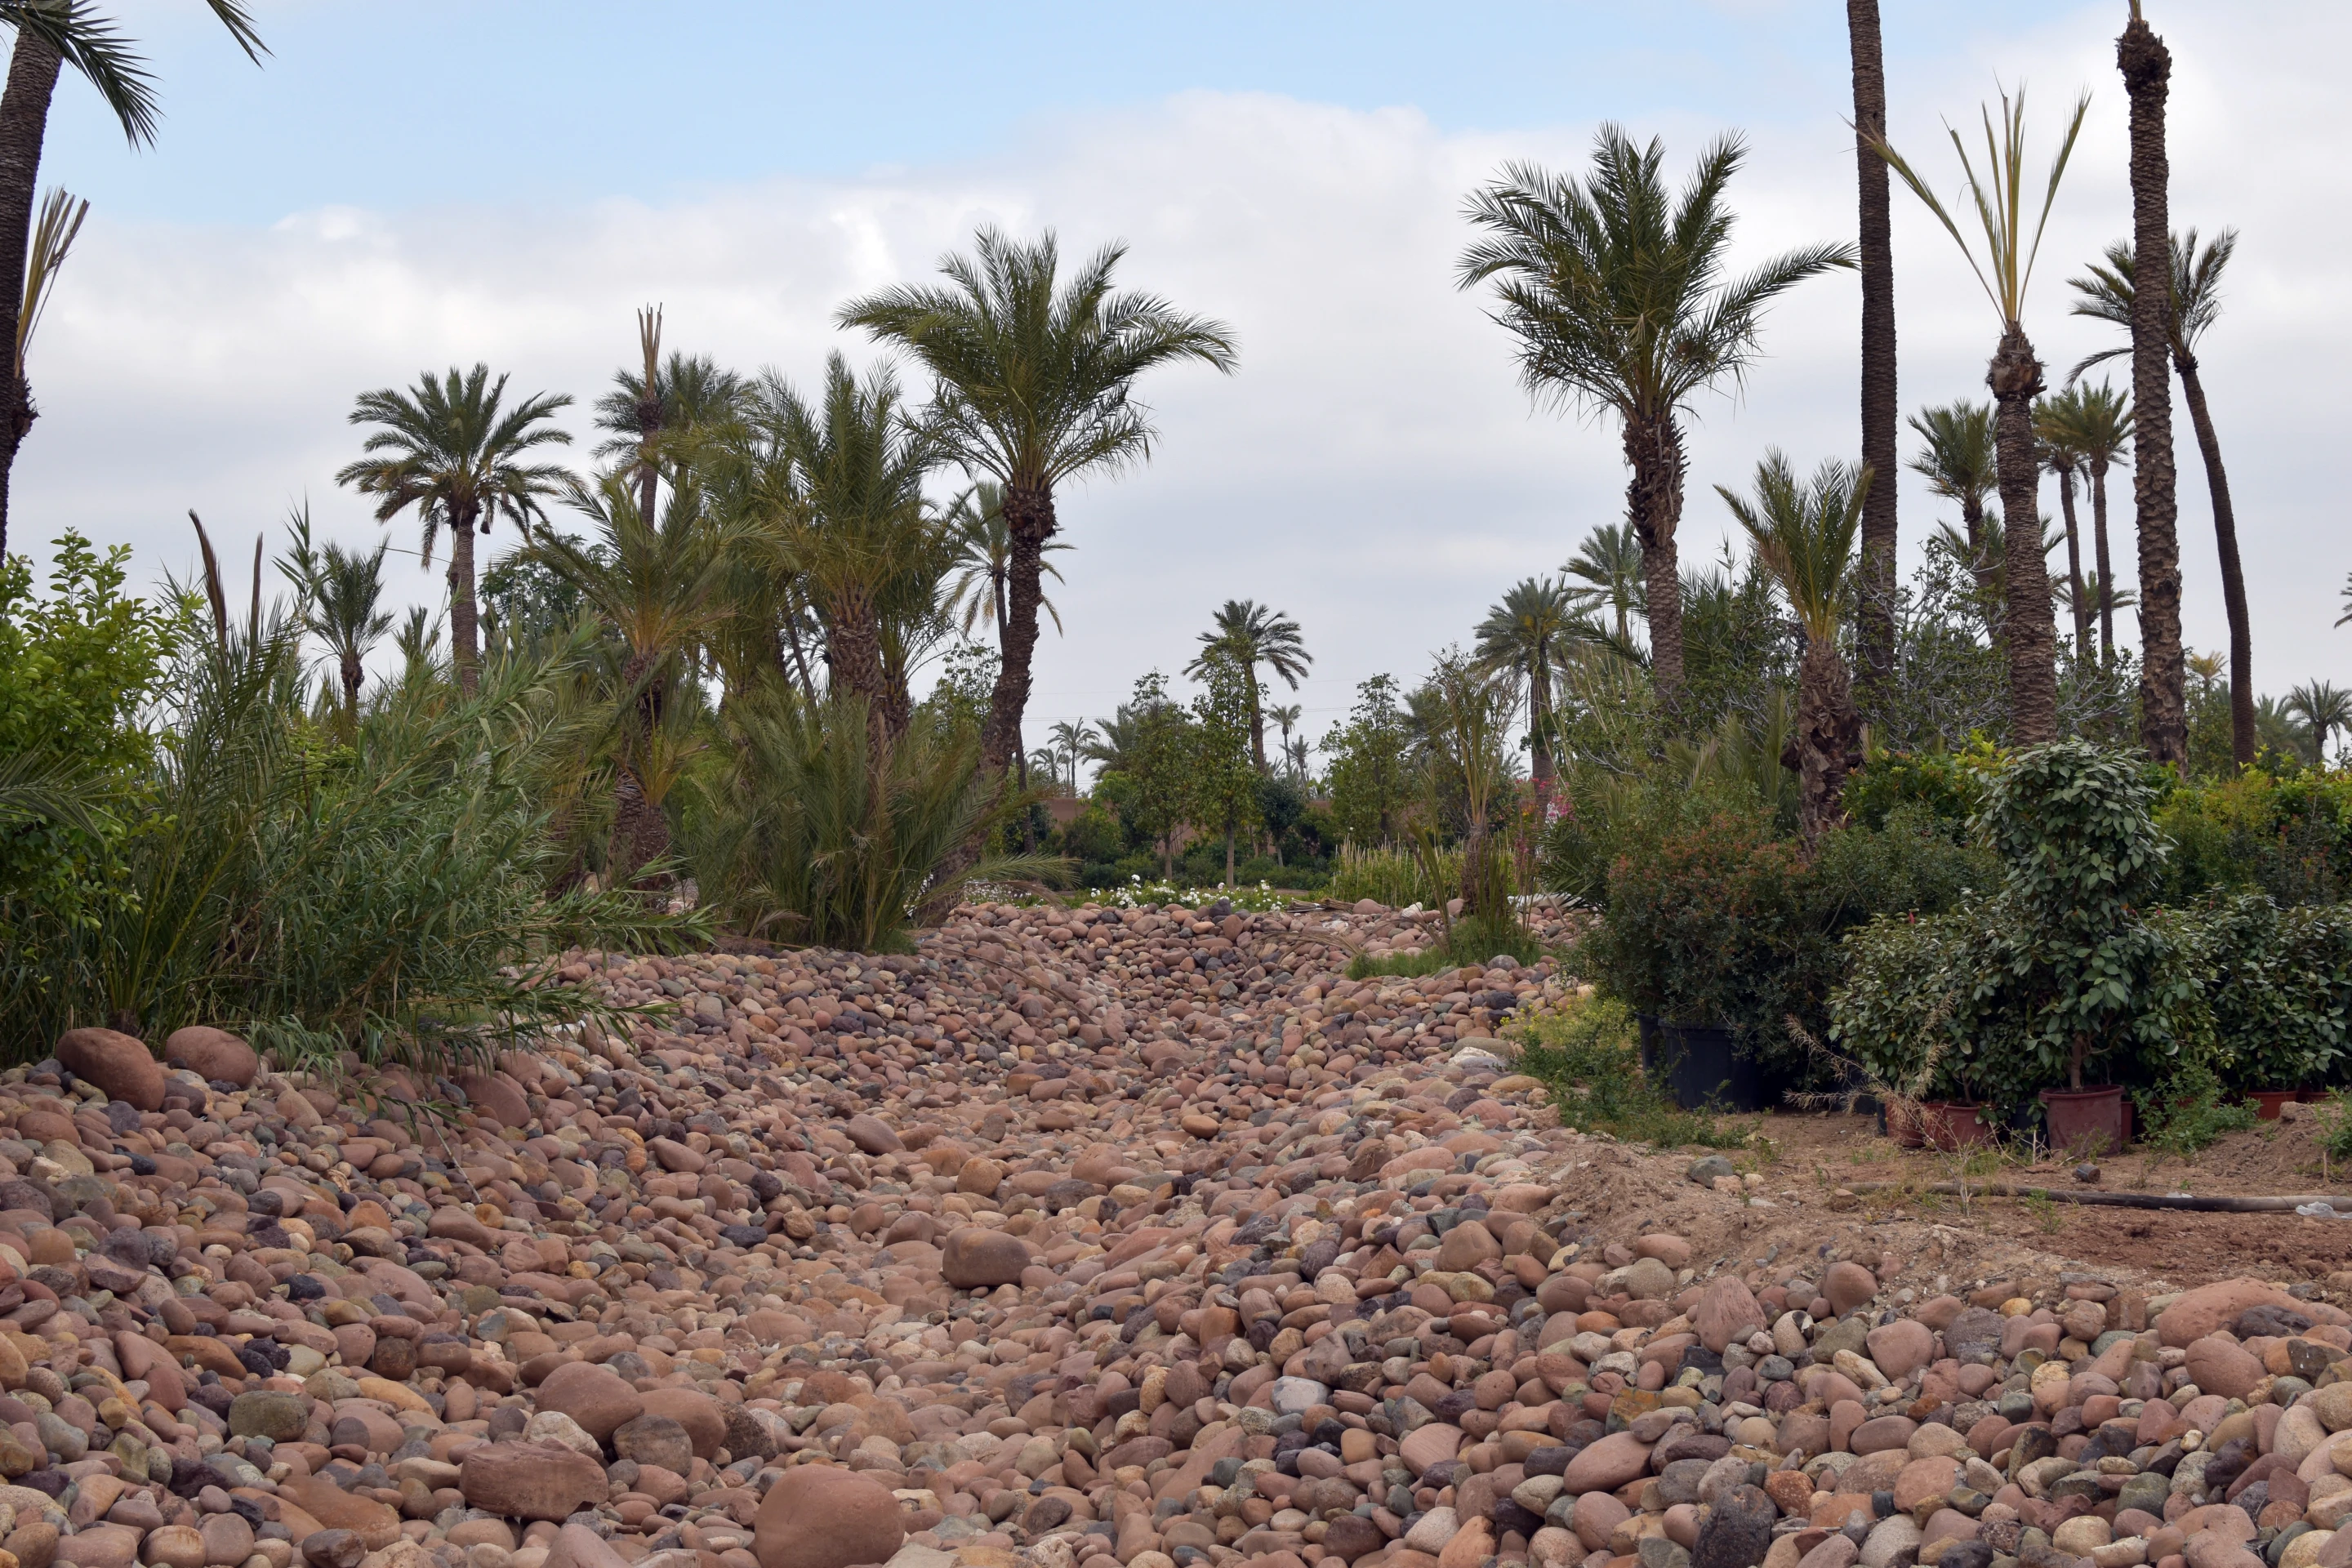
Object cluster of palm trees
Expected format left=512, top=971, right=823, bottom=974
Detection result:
left=303, top=229, right=1233, bottom=894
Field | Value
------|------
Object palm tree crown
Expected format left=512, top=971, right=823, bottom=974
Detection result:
left=1474, top=576, right=1576, bottom=785
left=1561, top=520, right=1645, bottom=644
left=1187, top=599, right=1309, bottom=770
left=335, top=364, right=573, bottom=692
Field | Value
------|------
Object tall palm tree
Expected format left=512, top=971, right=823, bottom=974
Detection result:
left=838, top=228, right=1237, bottom=792
left=1561, top=520, right=1645, bottom=644
left=336, top=365, right=574, bottom=694
left=591, top=314, right=753, bottom=526
left=2070, top=230, right=2245, bottom=762
left=532, top=471, right=737, bottom=885
left=1847, top=0, right=1898, bottom=691
left=2117, top=2, right=2183, bottom=764
left=1458, top=131, right=1853, bottom=704
left=2287, top=681, right=2352, bottom=769
left=940, top=479, right=1071, bottom=646
left=2034, top=381, right=2132, bottom=665
left=0, top=2, right=264, bottom=561
left=753, top=354, right=941, bottom=751
left=1872, top=87, right=2088, bottom=745
left=1718, top=452, right=1870, bottom=847
left=1473, top=577, right=1575, bottom=788
left=276, top=509, right=392, bottom=741
left=1907, top=401, right=2002, bottom=606
left=2033, top=393, right=2092, bottom=664
left=1046, top=719, right=1095, bottom=795
left=1187, top=599, right=1309, bottom=768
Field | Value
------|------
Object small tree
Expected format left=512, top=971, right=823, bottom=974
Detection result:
left=1094, top=671, right=1192, bottom=877
left=1188, top=653, right=1261, bottom=886
left=1322, top=675, right=1414, bottom=847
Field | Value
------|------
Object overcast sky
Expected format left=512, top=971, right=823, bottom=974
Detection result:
left=11, top=1, right=2342, bottom=762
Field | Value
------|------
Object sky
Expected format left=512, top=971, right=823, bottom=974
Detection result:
left=11, top=1, right=2345, bottom=772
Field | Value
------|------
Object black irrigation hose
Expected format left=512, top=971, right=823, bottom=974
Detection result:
left=1843, top=1180, right=2352, bottom=1214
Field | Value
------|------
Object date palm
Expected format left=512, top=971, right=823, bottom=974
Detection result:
left=2032, top=394, right=2092, bottom=664
left=941, top=479, right=1069, bottom=645
left=532, top=472, right=738, bottom=885
left=1474, top=577, right=1575, bottom=787
left=2070, top=229, right=2245, bottom=761
left=2034, top=381, right=2132, bottom=666
left=591, top=317, right=753, bottom=513
left=1266, top=704, right=1303, bottom=782
left=1717, top=452, right=1870, bottom=847
left=2115, top=2, right=2184, bottom=764
left=1046, top=719, right=1095, bottom=795
left=0, top=2, right=264, bottom=561
left=2287, top=681, right=2352, bottom=769
left=1458, top=129, right=1853, bottom=705
left=1871, top=86, right=2088, bottom=744
left=1909, top=401, right=2002, bottom=607
left=1561, top=520, right=1644, bottom=644
left=1187, top=599, right=1308, bottom=769
left=336, top=365, right=574, bottom=694
left=838, top=227, right=1237, bottom=791
left=276, top=506, right=391, bottom=740
left=1846, top=0, right=1899, bottom=689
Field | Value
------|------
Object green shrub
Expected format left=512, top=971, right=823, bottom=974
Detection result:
left=2156, top=769, right=2352, bottom=906
left=1842, top=740, right=1996, bottom=836
left=1329, top=841, right=1463, bottom=909
left=2162, top=893, right=2352, bottom=1089
left=1508, top=993, right=1750, bottom=1149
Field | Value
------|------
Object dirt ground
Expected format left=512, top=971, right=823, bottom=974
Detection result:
left=1530, top=1101, right=2352, bottom=1311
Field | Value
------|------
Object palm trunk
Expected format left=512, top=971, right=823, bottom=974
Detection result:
left=2177, top=353, right=2254, bottom=766
left=1527, top=650, right=1554, bottom=786
left=826, top=583, right=897, bottom=751
left=1224, top=823, right=1235, bottom=887
left=608, top=765, right=670, bottom=892
left=1848, top=0, right=1898, bottom=693
left=2056, top=466, right=2091, bottom=664
left=1989, top=326, right=2057, bottom=745
left=448, top=506, right=481, bottom=695
left=1960, top=492, right=2001, bottom=617
left=2121, top=10, right=2184, bottom=763
left=0, top=30, right=60, bottom=565
left=2089, top=457, right=2117, bottom=665
left=1795, top=636, right=1861, bottom=851
left=339, top=649, right=363, bottom=740
left=1624, top=415, right=1687, bottom=704
left=1246, top=663, right=1266, bottom=771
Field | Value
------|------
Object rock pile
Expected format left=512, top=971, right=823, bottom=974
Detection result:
left=0, top=898, right=2333, bottom=1568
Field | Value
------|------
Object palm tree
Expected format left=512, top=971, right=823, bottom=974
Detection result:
left=591, top=311, right=754, bottom=524
left=2287, top=681, right=2352, bottom=769
left=392, top=607, right=440, bottom=688
left=336, top=365, right=574, bottom=694
left=1266, top=704, right=1303, bottom=782
left=532, top=471, right=737, bottom=885
left=2116, top=2, right=2184, bottom=764
left=1186, top=599, right=1309, bottom=768
left=1046, top=719, right=1095, bottom=795
left=838, top=227, right=1237, bottom=791
left=1872, top=87, right=2088, bottom=745
left=2034, top=381, right=2132, bottom=665
left=2033, top=393, right=2092, bottom=663
left=1718, top=452, right=1870, bottom=847
left=1908, top=402, right=2002, bottom=606
left=276, top=509, right=392, bottom=740
left=1561, top=520, right=1645, bottom=644
left=940, top=479, right=1070, bottom=645
left=0, top=2, right=264, bottom=561
left=1458, top=131, right=1853, bottom=704
left=753, top=354, right=940, bottom=750
left=1846, top=0, right=1898, bottom=691
left=1473, top=577, right=1575, bottom=788
left=2070, top=230, right=2245, bottom=762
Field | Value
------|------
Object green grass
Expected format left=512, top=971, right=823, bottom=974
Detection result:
left=1507, top=991, right=1753, bottom=1151
left=1346, top=915, right=1547, bottom=980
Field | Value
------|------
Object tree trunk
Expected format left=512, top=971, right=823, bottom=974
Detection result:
left=1794, top=635, right=1861, bottom=852
left=448, top=505, right=481, bottom=695
left=1848, top=0, right=1898, bottom=693
left=1624, top=415, right=1687, bottom=703
left=2089, top=457, right=2116, bottom=665
left=339, top=649, right=363, bottom=740
left=2178, top=354, right=2255, bottom=766
left=2056, top=466, right=2091, bottom=664
left=983, top=483, right=1054, bottom=775
left=0, top=30, right=60, bottom=564
left=608, top=765, right=670, bottom=893
left=1989, top=326, right=2057, bottom=744
left=2121, top=10, right=2184, bottom=763
left=1527, top=649, right=1554, bottom=787
left=1245, top=660, right=1266, bottom=772
left=1225, top=824, right=1235, bottom=887
left=825, top=582, right=897, bottom=752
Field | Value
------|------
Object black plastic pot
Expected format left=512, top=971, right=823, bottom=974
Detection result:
left=1637, top=1013, right=1771, bottom=1113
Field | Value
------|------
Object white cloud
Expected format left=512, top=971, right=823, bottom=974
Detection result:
left=14, top=11, right=2350, bottom=742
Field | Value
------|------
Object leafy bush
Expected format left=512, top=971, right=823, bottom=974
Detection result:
left=1508, top=993, right=1750, bottom=1149
left=2157, top=769, right=2352, bottom=906
left=1842, top=741, right=1996, bottom=836
left=1330, top=840, right=1463, bottom=909
left=2163, top=893, right=2352, bottom=1089
left=2131, top=1059, right=2257, bottom=1157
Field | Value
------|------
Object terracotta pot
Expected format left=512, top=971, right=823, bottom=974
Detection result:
left=2040, top=1085, right=2129, bottom=1156
left=2251, top=1089, right=2300, bottom=1120
left=1882, top=1098, right=1927, bottom=1149
left=1920, top=1101, right=1994, bottom=1151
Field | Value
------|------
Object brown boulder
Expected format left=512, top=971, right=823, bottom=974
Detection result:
left=457, top=1071, right=529, bottom=1128
left=1693, top=1276, right=1766, bottom=1354
left=163, top=1027, right=258, bottom=1087
left=940, top=1227, right=1031, bottom=1289
left=2158, top=1279, right=2349, bottom=1348
left=753, top=1465, right=905, bottom=1568
left=535, top=1361, right=644, bottom=1442
left=2185, top=1335, right=2266, bottom=1401
left=639, top=1388, right=725, bottom=1460
left=1824, top=1261, right=1878, bottom=1316
left=53, top=1029, right=162, bottom=1111
left=1561, top=1431, right=1651, bottom=1494
left=843, top=1114, right=902, bottom=1154
left=276, top=1477, right=403, bottom=1549
left=460, top=1442, right=608, bottom=1521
